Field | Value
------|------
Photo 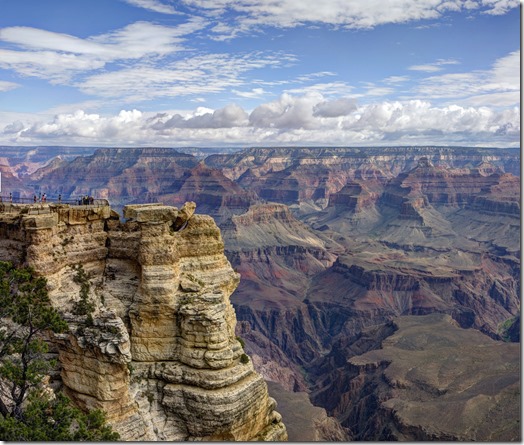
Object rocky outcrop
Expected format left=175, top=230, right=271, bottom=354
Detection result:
left=328, top=314, right=520, bottom=441
left=159, top=162, right=258, bottom=225
left=0, top=202, right=287, bottom=441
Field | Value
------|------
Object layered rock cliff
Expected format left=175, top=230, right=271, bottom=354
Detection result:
left=205, top=146, right=520, bottom=208
left=0, top=201, right=287, bottom=441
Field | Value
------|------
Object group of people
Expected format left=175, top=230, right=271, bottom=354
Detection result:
left=78, top=195, right=94, bottom=205
left=1, top=192, right=97, bottom=205
left=33, top=193, right=47, bottom=203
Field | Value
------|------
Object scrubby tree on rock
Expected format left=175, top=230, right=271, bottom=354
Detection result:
left=0, top=261, right=119, bottom=441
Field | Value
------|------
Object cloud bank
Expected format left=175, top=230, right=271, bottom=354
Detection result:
left=3, top=94, right=518, bottom=147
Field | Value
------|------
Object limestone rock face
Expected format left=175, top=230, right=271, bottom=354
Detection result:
left=0, top=202, right=287, bottom=441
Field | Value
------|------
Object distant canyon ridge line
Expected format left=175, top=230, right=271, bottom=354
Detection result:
left=0, top=145, right=520, bottom=440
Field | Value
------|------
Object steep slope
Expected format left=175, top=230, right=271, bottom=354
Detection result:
left=222, top=203, right=341, bottom=390
left=156, top=162, right=257, bottom=224
left=315, top=314, right=520, bottom=441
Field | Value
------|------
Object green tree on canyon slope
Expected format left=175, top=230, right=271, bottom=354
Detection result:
left=0, top=261, right=119, bottom=440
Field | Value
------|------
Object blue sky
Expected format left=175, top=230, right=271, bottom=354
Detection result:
left=0, top=0, right=520, bottom=147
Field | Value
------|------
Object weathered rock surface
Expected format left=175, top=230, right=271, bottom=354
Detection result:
left=0, top=202, right=287, bottom=441
left=266, top=381, right=349, bottom=441
left=322, top=314, right=520, bottom=441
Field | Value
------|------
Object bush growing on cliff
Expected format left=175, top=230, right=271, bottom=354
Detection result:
left=0, top=392, right=119, bottom=441
left=0, top=261, right=67, bottom=417
left=71, top=264, right=95, bottom=316
left=0, top=261, right=119, bottom=440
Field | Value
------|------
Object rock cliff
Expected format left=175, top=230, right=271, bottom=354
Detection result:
left=0, top=201, right=287, bottom=441
left=205, top=146, right=520, bottom=208
left=324, top=314, right=520, bottom=441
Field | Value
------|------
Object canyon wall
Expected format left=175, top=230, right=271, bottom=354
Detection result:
left=323, top=314, right=520, bottom=441
left=0, top=201, right=287, bottom=441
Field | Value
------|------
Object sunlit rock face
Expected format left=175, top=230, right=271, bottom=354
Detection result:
left=0, top=202, right=287, bottom=441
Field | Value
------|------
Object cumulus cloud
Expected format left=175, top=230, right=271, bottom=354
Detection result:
left=3, top=120, right=25, bottom=134
left=19, top=109, right=144, bottom=140
left=249, top=93, right=323, bottom=130
left=149, top=104, right=248, bottom=129
left=3, top=94, right=518, bottom=147
left=313, top=98, right=357, bottom=117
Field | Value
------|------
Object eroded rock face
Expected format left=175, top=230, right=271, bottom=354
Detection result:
left=333, top=314, right=520, bottom=441
left=0, top=202, right=287, bottom=441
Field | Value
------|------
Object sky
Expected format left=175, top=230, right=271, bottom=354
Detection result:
left=0, top=0, right=520, bottom=148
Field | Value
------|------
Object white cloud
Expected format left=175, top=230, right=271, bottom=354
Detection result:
left=0, top=20, right=206, bottom=83
left=0, top=80, right=20, bottom=92
left=383, top=75, right=410, bottom=84
left=284, top=81, right=355, bottom=97
left=182, top=0, right=518, bottom=36
left=4, top=93, right=517, bottom=147
left=489, top=49, right=519, bottom=90
left=412, top=50, right=520, bottom=105
left=233, top=88, right=269, bottom=98
left=3, top=120, right=25, bottom=134
left=0, top=21, right=199, bottom=59
left=249, top=93, right=323, bottom=130
left=0, top=49, right=106, bottom=83
left=79, top=51, right=293, bottom=101
left=408, top=58, right=460, bottom=72
left=149, top=104, right=249, bottom=129
left=408, top=64, right=443, bottom=72
left=313, top=98, right=357, bottom=117
left=121, top=0, right=179, bottom=14
left=480, top=0, right=520, bottom=15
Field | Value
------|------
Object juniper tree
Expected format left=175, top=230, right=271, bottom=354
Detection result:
left=0, top=261, right=119, bottom=440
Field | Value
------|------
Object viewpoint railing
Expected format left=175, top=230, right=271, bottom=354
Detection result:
left=0, top=195, right=110, bottom=214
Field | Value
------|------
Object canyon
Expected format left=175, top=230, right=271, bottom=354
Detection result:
left=0, top=145, right=520, bottom=440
